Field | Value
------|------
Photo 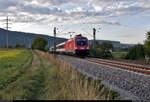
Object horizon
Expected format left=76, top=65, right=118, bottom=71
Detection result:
left=0, top=0, right=150, bottom=44
left=0, top=27, right=137, bottom=45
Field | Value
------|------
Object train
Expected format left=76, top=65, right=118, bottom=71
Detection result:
left=50, top=35, right=89, bottom=56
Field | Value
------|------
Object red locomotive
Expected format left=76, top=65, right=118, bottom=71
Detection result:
left=52, top=35, right=89, bottom=56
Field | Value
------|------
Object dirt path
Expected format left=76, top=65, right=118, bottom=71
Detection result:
left=30, top=51, right=41, bottom=71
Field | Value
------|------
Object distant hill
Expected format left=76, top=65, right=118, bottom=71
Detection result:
left=0, top=28, right=67, bottom=48
left=89, top=40, right=135, bottom=51
left=0, top=28, right=135, bottom=50
left=89, top=40, right=121, bottom=45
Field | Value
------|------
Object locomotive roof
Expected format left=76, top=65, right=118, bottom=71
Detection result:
left=75, top=36, right=87, bottom=39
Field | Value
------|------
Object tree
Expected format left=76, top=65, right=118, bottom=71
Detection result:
left=144, top=31, right=150, bottom=57
left=89, top=41, right=101, bottom=49
left=125, top=44, right=146, bottom=60
left=96, top=48, right=113, bottom=59
left=100, top=41, right=113, bottom=51
left=32, top=37, right=48, bottom=51
left=89, top=41, right=113, bottom=59
left=89, top=41, right=101, bottom=56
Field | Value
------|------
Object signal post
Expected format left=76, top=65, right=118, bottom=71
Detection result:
left=93, top=28, right=96, bottom=57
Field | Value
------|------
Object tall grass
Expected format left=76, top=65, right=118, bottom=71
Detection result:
left=37, top=51, right=120, bottom=100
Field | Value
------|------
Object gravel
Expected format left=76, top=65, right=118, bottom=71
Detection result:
left=58, top=55, right=150, bottom=101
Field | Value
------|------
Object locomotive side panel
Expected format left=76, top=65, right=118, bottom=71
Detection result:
left=64, top=38, right=76, bottom=54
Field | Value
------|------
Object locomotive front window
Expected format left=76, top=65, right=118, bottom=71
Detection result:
left=77, top=39, right=87, bottom=46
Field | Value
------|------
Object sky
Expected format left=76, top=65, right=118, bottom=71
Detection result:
left=0, top=0, right=150, bottom=44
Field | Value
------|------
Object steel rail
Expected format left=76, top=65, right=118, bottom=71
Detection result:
left=85, top=58, right=150, bottom=75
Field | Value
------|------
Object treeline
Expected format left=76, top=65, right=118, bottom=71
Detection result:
left=125, top=31, right=150, bottom=60
left=3, top=44, right=27, bottom=49
left=90, top=31, right=150, bottom=61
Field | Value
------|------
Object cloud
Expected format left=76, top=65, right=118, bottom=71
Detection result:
left=0, top=0, right=149, bottom=26
left=82, top=19, right=121, bottom=26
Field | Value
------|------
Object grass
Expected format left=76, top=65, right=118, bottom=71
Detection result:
left=0, top=50, right=32, bottom=89
left=112, top=52, right=127, bottom=59
left=36, top=51, right=121, bottom=100
left=0, top=51, right=44, bottom=100
left=0, top=50, right=120, bottom=100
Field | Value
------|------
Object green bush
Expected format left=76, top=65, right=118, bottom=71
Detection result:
left=3, top=45, right=13, bottom=48
left=144, top=31, right=150, bottom=57
left=100, top=41, right=113, bottom=51
left=89, top=41, right=113, bottom=59
left=44, top=46, right=49, bottom=52
left=125, top=44, right=146, bottom=60
left=15, top=44, right=27, bottom=48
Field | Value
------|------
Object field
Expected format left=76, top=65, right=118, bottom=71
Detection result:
left=0, top=49, right=120, bottom=100
left=112, top=52, right=127, bottom=59
left=0, top=50, right=23, bottom=59
left=0, top=50, right=32, bottom=89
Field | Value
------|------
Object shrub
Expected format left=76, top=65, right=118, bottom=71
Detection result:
left=100, top=41, right=113, bottom=51
left=89, top=41, right=113, bottom=59
left=31, top=37, right=48, bottom=51
left=15, top=44, right=27, bottom=48
left=144, top=31, right=150, bottom=57
left=44, top=46, right=49, bottom=52
left=125, top=44, right=146, bottom=60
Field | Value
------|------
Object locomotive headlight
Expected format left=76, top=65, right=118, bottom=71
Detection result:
left=87, top=46, right=89, bottom=49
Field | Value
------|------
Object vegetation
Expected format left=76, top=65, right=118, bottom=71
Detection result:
left=121, top=31, right=150, bottom=61
left=31, top=37, right=48, bottom=51
left=125, top=44, right=146, bottom=60
left=0, top=50, right=23, bottom=59
left=112, top=52, right=128, bottom=59
left=100, top=41, right=113, bottom=51
left=36, top=51, right=120, bottom=100
left=0, top=50, right=32, bottom=89
left=3, top=45, right=13, bottom=48
left=0, top=50, right=120, bottom=100
left=144, top=31, right=150, bottom=57
left=15, top=44, right=27, bottom=48
left=90, top=41, right=113, bottom=59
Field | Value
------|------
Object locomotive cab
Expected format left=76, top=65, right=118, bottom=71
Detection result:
left=75, top=35, right=89, bottom=56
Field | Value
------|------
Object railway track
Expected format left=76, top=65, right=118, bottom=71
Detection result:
left=85, top=58, right=150, bottom=75
left=59, top=55, right=150, bottom=100
left=57, top=54, right=150, bottom=75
